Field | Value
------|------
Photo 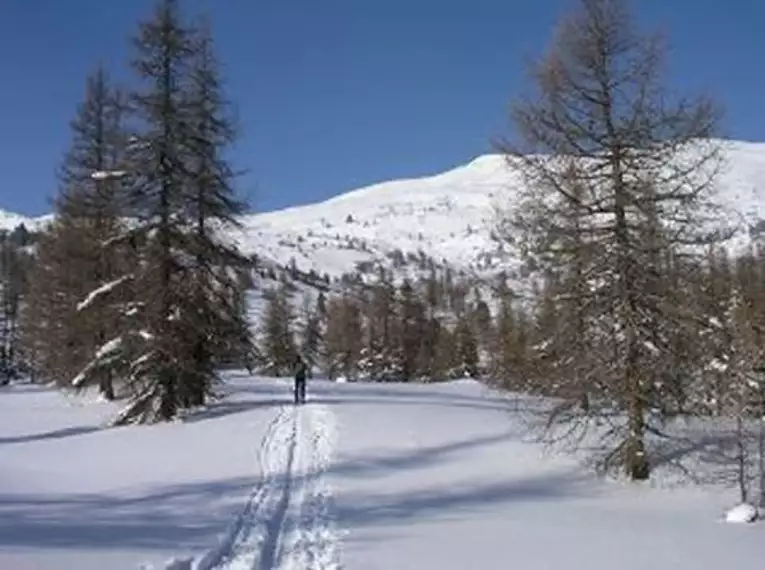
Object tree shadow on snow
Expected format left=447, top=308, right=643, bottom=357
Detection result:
left=333, top=469, right=591, bottom=529
left=326, top=429, right=523, bottom=478
left=184, top=380, right=518, bottom=424
left=317, top=382, right=509, bottom=407
left=0, top=423, right=591, bottom=555
left=181, top=398, right=287, bottom=423
left=0, top=477, right=254, bottom=551
left=648, top=426, right=759, bottom=488
left=0, top=425, right=102, bottom=445
left=314, top=394, right=512, bottom=413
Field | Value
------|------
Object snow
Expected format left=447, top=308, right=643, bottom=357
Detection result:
left=90, top=170, right=128, bottom=181
left=725, top=503, right=759, bottom=524
left=2, top=375, right=764, bottom=570
left=228, top=139, right=765, bottom=282
left=71, top=337, right=123, bottom=387
left=7, top=139, right=765, bottom=286
left=0, top=210, right=53, bottom=233
left=0, top=376, right=277, bottom=570
left=95, top=337, right=123, bottom=359
left=76, top=276, right=133, bottom=312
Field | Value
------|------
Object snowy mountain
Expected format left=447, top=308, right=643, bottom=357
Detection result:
left=233, top=153, right=518, bottom=279
left=0, top=210, right=52, bottom=234
left=5, top=139, right=765, bottom=281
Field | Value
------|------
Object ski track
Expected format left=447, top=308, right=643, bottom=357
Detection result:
left=278, top=405, right=342, bottom=570
left=202, top=403, right=341, bottom=570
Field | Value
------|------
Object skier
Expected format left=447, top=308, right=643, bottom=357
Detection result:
left=294, top=355, right=308, bottom=404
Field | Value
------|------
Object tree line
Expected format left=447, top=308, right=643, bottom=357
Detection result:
left=0, top=225, right=34, bottom=383
left=258, top=265, right=488, bottom=382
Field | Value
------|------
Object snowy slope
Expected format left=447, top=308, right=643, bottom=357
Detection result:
left=0, top=210, right=53, bottom=233
left=5, top=139, right=765, bottom=279
left=2, top=376, right=763, bottom=570
left=232, top=153, right=518, bottom=278
left=226, top=139, right=765, bottom=280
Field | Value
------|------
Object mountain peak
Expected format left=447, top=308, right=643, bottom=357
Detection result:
left=4, top=139, right=765, bottom=281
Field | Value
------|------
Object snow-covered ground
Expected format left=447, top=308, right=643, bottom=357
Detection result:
left=2, top=375, right=762, bottom=570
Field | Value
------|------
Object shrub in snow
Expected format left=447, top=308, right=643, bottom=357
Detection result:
left=725, top=503, right=758, bottom=524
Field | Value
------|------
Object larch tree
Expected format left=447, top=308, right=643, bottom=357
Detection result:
left=179, top=16, right=253, bottom=405
left=497, top=0, right=725, bottom=479
left=359, top=270, right=401, bottom=380
left=261, top=282, right=297, bottom=376
left=299, top=294, right=324, bottom=372
left=110, top=0, right=250, bottom=423
left=397, top=279, right=427, bottom=380
left=323, top=295, right=363, bottom=380
left=60, top=66, right=130, bottom=400
left=454, top=313, right=479, bottom=378
left=22, top=67, right=129, bottom=397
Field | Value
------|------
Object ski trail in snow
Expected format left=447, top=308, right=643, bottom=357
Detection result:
left=202, top=403, right=341, bottom=570
left=201, top=406, right=296, bottom=570
left=277, top=404, right=342, bottom=570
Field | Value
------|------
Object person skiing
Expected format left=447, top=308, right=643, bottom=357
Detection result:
left=294, top=355, right=308, bottom=404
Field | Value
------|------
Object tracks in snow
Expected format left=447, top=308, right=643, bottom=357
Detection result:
left=201, top=404, right=341, bottom=570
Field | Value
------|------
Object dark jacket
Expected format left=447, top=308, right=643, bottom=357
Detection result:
left=294, top=360, right=307, bottom=382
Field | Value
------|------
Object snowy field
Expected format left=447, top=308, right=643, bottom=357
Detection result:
left=1, top=375, right=763, bottom=570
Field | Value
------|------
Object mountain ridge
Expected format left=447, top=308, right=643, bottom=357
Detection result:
left=3, top=139, right=765, bottom=281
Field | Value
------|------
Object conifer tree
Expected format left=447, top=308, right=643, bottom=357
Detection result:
left=299, top=294, right=324, bottom=371
left=179, top=16, right=253, bottom=405
left=498, top=0, right=724, bottom=479
left=261, top=282, right=297, bottom=375
left=324, top=295, right=363, bottom=380
left=106, top=0, right=251, bottom=423
left=62, top=67, right=129, bottom=401
left=432, top=323, right=458, bottom=380
left=454, top=314, right=479, bottom=378
left=398, top=279, right=427, bottom=380
left=22, top=67, right=129, bottom=397
left=360, top=270, right=401, bottom=380
left=0, top=230, right=29, bottom=382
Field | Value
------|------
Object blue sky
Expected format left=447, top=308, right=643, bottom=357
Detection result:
left=0, top=0, right=762, bottom=216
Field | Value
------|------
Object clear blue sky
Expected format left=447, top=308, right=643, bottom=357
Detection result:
left=0, top=0, right=762, bottom=216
